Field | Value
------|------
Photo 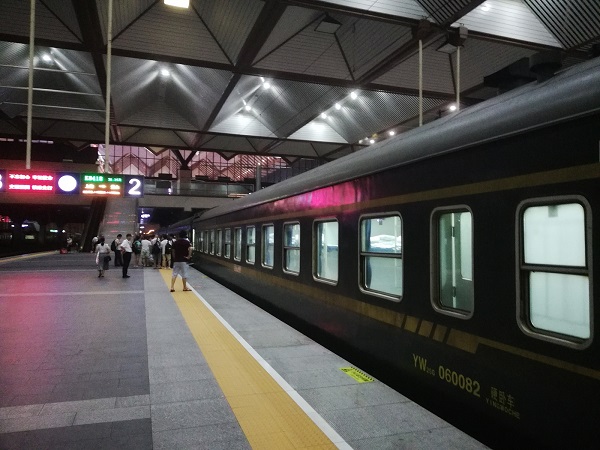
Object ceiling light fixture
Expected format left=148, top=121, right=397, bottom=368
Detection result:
left=481, top=4, right=490, bottom=12
left=245, top=105, right=252, bottom=112
left=388, top=130, right=395, bottom=136
left=437, top=26, right=468, bottom=54
left=369, top=139, right=375, bottom=144
left=263, top=81, right=271, bottom=90
left=315, top=15, right=341, bottom=34
left=160, top=68, right=170, bottom=77
left=41, top=53, right=52, bottom=62
left=164, top=0, right=189, bottom=8
left=320, top=112, right=328, bottom=119
left=350, top=91, right=358, bottom=100
left=449, top=104, right=457, bottom=111
left=335, top=103, right=341, bottom=110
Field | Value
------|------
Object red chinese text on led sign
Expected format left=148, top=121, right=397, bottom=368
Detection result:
left=7, top=171, right=55, bottom=193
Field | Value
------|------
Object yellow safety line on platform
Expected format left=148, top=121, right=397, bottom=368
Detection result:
left=0, top=251, right=56, bottom=264
left=159, top=270, right=340, bottom=449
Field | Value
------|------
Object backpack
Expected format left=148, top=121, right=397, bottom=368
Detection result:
left=133, top=240, right=142, bottom=253
left=110, top=240, right=117, bottom=251
left=152, top=240, right=161, bottom=254
left=165, top=240, right=172, bottom=253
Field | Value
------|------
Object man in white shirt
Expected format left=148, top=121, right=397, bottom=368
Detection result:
left=119, top=234, right=133, bottom=278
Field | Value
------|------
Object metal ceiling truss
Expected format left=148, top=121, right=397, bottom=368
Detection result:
left=1, top=0, right=599, bottom=169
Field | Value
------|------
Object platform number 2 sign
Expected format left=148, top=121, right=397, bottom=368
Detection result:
left=123, top=175, right=144, bottom=198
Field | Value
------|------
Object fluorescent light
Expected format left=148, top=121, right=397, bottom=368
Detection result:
left=164, top=0, right=189, bottom=8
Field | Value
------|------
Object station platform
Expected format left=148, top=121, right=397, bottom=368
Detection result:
left=0, top=252, right=488, bottom=449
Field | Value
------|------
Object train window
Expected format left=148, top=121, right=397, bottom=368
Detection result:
left=246, top=226, right=256, bottom=264
left=198, top=231, right=204, bottom=253
left=359, top=214, right=402, bottom=300
left=431, top=208, right=473, bottom=317
left=202, top=230, right=209, bottom=253
left=209, top=229, right=215, bottom=255
left=224, top=228, right=231, bottom=258
left=314, top=220, right=338, bottom=284
left=234, top=227, right=242, bottom=261
left=262, top=224, right=274, bottom=268
left=517, top=197, right=591, bottom=347
left=216, top=229, right=222, bottom=256
left=283, top=222, right=300, bottom=274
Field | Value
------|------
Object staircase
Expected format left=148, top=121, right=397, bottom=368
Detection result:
left=97, top=197, right=138, bottom=242
left=81, top=197, right=107, bottom=252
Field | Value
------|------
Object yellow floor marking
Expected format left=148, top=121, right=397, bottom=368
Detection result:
left=0, top=251, right=55, bottom=264
left=160, top=270, right=341, bottom=449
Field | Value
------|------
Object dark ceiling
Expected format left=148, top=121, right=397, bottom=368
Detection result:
left=1, top=0, right=599, bottom=164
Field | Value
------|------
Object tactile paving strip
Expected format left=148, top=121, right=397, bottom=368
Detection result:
left=160, top=271, right=339, bottom=449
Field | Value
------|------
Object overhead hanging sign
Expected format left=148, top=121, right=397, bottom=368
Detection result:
left=123, top=175, right=145, bottom=198
left=56, top=172, right=80, bottom=194
left=0, top=170, right=144, bottom=197
left=5, top=170, right=55, bottom=193
left=81, top=173, right=124, bottom=196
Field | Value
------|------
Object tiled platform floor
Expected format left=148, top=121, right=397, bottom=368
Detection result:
left=0, top=252, right=488, bottom=449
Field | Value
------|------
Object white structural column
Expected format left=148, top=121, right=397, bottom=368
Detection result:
left=456, top=45, right=460, bottom=110
left=104, top=0, right=113, bottom=173
left=418, top=39, right=423, bottom=127
left=26, top=0, right=35, bottom=169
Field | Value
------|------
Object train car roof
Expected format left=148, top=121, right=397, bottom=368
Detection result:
left=200, top=57, right=600, bottom=222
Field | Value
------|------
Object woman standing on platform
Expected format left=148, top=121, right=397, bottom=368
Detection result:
left=95, top=236, right=111, bottom=277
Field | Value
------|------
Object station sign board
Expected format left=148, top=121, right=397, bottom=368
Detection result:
left=56, top=172, right=80, bottom=194
left=3, top=170, right=55, bottom=193
left=0, top=170, right=144, bottom=197
left=81, top=173, right=124, bottom=196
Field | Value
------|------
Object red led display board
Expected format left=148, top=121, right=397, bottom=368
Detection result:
left=6, top=170, right=55, bottom=193
left=0, top=170, right=144, bottom=197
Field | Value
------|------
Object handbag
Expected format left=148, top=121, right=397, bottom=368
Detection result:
left=106, top=255, right=112, bottom=261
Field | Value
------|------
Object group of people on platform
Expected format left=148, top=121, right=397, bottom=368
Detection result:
left=92, top=230, right=192, bottom=291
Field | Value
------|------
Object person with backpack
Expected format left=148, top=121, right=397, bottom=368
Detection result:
left=111, top=234, right=123, bottom=267
left=151, top=234, right=161, bottom=269
left=161, top=234, right=172, bottom=269
left=132, top=235, right=142, bottom=268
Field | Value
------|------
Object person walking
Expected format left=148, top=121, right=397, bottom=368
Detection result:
left=119, top=233, right=133, bottom=278
left=95, top=236, right=111, bottom=277
left=132, top=235, right=142, bottom=268
left=170, top=230, right=192, bottom=292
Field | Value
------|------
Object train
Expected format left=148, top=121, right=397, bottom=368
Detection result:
left=187, top=56, right=600, bottom=449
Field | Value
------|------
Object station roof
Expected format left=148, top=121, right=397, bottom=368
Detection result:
left=1, top=0, right=599, bottom=163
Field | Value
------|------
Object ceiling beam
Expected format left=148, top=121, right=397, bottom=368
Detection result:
left=199, top=0, right=288, bottom=137
left=71, top=0, right=121, bottom=143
